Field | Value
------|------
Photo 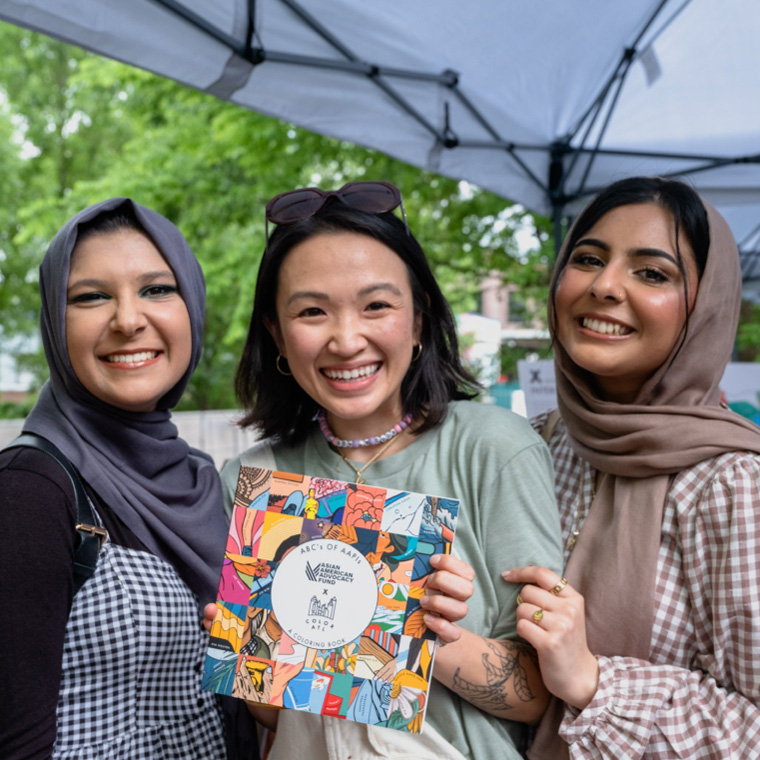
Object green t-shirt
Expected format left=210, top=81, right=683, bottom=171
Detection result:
left=221, top=400, right=563, bottom=760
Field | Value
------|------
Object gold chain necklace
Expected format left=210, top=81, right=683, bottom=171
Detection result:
left=336, top=434, right=401, bottom=484
left=568, top=462, right=597, bottom=553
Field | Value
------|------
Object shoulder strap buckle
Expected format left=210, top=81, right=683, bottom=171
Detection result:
left=75, top=523, right=108, bottom=548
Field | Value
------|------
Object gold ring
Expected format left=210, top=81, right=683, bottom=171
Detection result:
left=550, top=577, right=568, bottom=596
left=516, top=594, right=523, bottom=606
left=532, top=609, right=544, bottom=624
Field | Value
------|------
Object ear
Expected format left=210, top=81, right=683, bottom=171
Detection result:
left=264, top=317, right=285, bottom=354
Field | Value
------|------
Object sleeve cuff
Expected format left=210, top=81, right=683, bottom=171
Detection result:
left=558, top=656, right=655, bottom=757
left=560, top=656, right=615, bottom=740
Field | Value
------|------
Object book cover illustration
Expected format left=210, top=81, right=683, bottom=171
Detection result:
left=202, top=466, right=459, bottom=734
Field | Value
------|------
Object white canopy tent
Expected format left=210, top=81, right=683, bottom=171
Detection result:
left=2, top=0, right=759, bottom=296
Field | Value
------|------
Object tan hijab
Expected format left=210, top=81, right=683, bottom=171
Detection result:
left=529, top=200, right=760, bottom=759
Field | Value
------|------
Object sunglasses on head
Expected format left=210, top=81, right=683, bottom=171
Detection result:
left=265, top=180, right=408, bottom=242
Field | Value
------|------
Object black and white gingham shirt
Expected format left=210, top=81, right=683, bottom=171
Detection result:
left=54, top=542, right=226, bottom=758
left=533, top=411, right=760, bottom=759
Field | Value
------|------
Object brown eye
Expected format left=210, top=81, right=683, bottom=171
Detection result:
left=298, top=307, right=324, bottom=318
left=69, top=291, right=109, bottom=304
left=638, top=267, right=668, bottom=284
left=140, top=284, right=179, bottom=298
left=570, top=252, right=604, bottom=267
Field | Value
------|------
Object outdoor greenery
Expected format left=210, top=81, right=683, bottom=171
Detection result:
left=0, top=23, right=554, bottom=410
left=736, top=301, right=760, bottom=362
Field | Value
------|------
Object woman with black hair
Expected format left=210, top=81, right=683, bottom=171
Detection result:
left=215, top=181, right=563, bottom=759
left=505, top=177, right=760, bottom=759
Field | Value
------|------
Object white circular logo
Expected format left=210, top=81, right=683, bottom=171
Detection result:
left=271, top=538, right=378, bottom=650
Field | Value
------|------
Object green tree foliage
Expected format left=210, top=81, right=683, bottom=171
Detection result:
left=0, top=23, right=556, bottom=408
left=736, top=300, right=760, bottom=362
left=0, top=98, right=28, bottom=335
left=0, top=23, right=137, bottom=382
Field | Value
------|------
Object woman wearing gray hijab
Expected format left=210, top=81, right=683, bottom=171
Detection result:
left=0, top=199, right=252, bottom=759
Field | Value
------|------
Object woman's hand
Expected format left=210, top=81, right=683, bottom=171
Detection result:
left=502, top=565, right=599, bottom=710
left=420, top=554, right=475, bottom=644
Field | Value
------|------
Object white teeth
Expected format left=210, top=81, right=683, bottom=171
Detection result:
left=582, top=318, right=629, bottom=336
left=105, top=351, right=158, bottom=363
left=323, top=363, right=379, bottom=381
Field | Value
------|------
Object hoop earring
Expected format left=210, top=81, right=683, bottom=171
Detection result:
left=412, top=344, right=423, bottom=362
left=276, top=354, right=293, bottom=376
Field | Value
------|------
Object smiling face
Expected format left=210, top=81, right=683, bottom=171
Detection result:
left=555, top=203, right=699, bottom=402
left=269, top=231, right=420, bottom=440
left=66, top=229, right=193, bottom=412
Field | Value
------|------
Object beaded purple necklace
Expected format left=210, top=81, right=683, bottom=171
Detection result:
left=317, top=408, right=413, bottom=449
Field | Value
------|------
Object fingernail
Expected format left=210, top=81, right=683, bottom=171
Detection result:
left=501, top=570, right=513, bottom=580
left=420, top=595, right=429, bottom=606
left=430, top=554, right=440, bottom=567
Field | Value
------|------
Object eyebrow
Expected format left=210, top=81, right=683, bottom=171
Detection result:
left=573, top=237, right=679, bottom=266
left=359, top=282, right=403, bottom=297
left=67, top=270, right=176, bottom=292
left=286, top=282, right=403, bottom=305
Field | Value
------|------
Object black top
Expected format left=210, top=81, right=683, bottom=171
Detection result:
left=0, top=447, right=148, bottom=759
left=0, top=448, right=260, bottom=760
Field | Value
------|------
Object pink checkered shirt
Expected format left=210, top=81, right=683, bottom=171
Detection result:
left=533, top=410, right=760, bottom=759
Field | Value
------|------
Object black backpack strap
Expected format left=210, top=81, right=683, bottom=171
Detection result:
left=4, top=433, right=106, bottom=592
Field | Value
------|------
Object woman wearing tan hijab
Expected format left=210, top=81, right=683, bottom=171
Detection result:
left=504, top=177, right=760, bottom=759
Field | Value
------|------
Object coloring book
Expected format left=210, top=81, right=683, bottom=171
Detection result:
left=202, top=465, right=459, bottom=734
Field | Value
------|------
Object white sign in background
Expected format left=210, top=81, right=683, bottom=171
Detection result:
left=517, top=360, right=557, bottom=419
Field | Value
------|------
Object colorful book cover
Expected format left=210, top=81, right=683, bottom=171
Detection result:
left=202, top=465, right=459, bottom=734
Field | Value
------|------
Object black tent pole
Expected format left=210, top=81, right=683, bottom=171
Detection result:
left=552, top=204, right=565, bottom=259
left=549, top=142, right=568, bottom=258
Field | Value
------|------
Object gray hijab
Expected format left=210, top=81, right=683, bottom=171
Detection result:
left=23, top=197, right=227, bottom=605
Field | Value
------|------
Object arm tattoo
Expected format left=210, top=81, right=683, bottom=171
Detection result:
left=451, top=639, right=535, bottom=712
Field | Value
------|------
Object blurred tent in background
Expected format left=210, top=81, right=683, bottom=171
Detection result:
left=1, top=0, right=759, bottom=297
